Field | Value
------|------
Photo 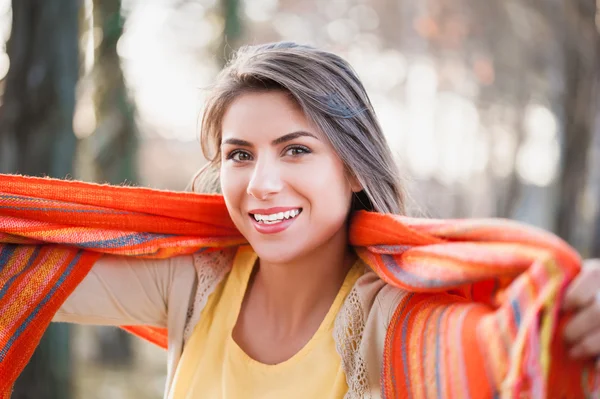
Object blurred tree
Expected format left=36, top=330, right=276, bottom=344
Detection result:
left=83, top=0, right=136, bottom=365
left=0, top=0, right=78, bottom=177
left=552, top=0, right=599, bottom=249
left=80, top=0, right=137, bottom=185
left=585, top=12, right=600, bottom=258
left=0, top=1, right=80, bottom=398
left=219, top=0, right=242, bottom=66
left=591, top=121, right=600, bottom=258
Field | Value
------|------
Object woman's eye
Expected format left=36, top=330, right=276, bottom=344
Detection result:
left=285, top=146, right=311, bottom=156
left=227, top=150, right=252, bottom=162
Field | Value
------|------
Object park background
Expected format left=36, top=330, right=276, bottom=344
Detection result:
left=0, top=0, right=598, bottom=398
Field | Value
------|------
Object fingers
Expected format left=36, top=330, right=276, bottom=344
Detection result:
left=564, top=293, right=600, bottom=343
left=563, top=259, right=600, bottom=361
left=569, top=328, right=600, bottom=359
left=563, top=259, right=600, bottom=311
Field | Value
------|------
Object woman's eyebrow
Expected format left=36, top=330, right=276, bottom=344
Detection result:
left=221, top=131, right=318, bottom=148
left=221, top=138, right=253, bottom=147
left=272, top=131, right=318, bottom=145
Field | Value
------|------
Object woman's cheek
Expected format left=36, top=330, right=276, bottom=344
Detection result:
left=220, top=171, right=247, bottom=223
left=220, top=167, right=247, bottom=196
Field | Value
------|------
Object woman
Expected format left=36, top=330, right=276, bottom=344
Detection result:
left=53, top=42, right=600, bottom=398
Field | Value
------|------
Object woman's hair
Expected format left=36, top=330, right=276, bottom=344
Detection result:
left=186, top=163, right=222, bottom=194
left=198, top=41, right=405, bottom=214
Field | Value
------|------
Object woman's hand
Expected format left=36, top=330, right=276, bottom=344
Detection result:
left=563, top=258, right=600, bottom=364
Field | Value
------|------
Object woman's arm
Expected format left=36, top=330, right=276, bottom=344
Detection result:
left=53, top=254, right=195, bottom=328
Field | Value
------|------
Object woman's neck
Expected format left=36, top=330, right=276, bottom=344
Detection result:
left=249, top=228, right=355, bottom=334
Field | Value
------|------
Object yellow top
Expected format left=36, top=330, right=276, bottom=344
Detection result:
left=170, top=246, right=363, bottom=399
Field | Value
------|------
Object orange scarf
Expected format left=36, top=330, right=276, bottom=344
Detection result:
left=0, top=173, right=596, bottom=398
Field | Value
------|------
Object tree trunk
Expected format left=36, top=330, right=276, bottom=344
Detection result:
left=553, top=0, right=598, bottom=248
left=88, top=0, right=137, bottom=185
left=0, top=0, right=79, bottom=177
left=219, top=0, right=242, bottom=66
left=588, top=17, right=600, bottom=258
left=0, top=1, right=80, bottom=398
left=86, top=0, right=136, bottom=366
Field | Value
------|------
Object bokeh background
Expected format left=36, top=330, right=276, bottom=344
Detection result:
left=1, top=0, right=599, bottom=398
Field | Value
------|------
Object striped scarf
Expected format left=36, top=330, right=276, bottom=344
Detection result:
left=0, top=173, right=596, bottom=398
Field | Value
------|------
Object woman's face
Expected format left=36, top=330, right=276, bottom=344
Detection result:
left=219, top=91, right=358, bottom=263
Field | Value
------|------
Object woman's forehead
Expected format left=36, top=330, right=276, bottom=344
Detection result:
left=221, top=91, right=323, bottom=143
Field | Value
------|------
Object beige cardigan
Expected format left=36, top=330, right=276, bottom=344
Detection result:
left=54, top=247, right=404, bottom=399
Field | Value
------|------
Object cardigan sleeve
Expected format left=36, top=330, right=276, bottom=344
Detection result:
left=53, top=254, right=196, bottom=328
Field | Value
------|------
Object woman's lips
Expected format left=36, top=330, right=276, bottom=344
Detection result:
left=248, top=208, right=302, bottom=234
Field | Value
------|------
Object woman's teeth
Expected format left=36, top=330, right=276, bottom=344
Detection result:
left=252, top=209, right=301, bottom=224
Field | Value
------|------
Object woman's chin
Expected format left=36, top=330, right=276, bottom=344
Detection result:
left=254, top=251, right=299, bottom=265
left=250, top=242, right=304, bottom=265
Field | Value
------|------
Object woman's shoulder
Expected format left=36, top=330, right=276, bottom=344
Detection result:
left=335, top=261, right=408, bottom=397
left=191, top=247, right=239, bottom=275
left=350, top=260, right=408, bottom=315
left=338, top=259, right=408, bottom=346
left=182, top=247, right=239, bottom=342
left=187, top=247, right=240, bottom=313
left=342, top=260, right=409, bottom=356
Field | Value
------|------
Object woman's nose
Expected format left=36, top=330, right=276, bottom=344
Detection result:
left=246, top=159, right=283, bottom=200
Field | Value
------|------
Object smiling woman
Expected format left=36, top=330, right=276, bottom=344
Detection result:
left=39, top=41, right=600, bottom=399
left=200, top=43, right=405, bottom=216
left=219, top=91, right=361, bottom=266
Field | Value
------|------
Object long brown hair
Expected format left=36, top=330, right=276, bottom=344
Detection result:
left=197, top=42, right=405, bottom=214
